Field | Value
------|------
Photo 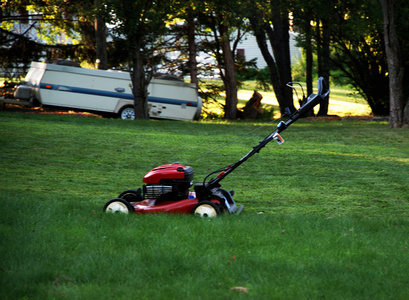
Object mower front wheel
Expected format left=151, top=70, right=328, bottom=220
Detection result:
left=192, top=201, right=221, bottom=218
left=104, top=198, right=134, bottom=214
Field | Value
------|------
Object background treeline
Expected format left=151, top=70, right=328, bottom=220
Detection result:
left=1, top=0, right=408, bottom=126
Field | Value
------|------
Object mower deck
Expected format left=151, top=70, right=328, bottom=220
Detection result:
left=131, top=198, right=200, bottom=214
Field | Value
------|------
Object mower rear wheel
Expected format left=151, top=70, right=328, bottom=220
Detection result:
left=104, top=198, right=134, bottom=214
left=192, top=201, right=221, bottom=218
left=118, top=189, right=143, bottom=203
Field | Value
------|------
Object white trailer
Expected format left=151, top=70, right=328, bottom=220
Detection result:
left=13, top=62, right=202, bottom=120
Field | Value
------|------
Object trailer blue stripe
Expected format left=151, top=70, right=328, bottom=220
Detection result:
left=39, top=83, right=198, bottom=107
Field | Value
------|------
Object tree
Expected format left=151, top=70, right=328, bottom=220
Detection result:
left=94, top=0, right=108, bottom=70
left=162, top=1, right=200, bottom=87
left=246, top=0, right=295, bottom=116
left=315, top=6, right=331, bottom=116
left=105, top=0, right=171, bottom=119
left=292, top=0, right=394, bottom=117
left=166, top=0, right=251, bottom=120
left=292, top=2, right=314, bottom=96
left=0, top=0, right=112, bottom=73
left=186, top=8, right=198, bottom=87
left=329, top=0, right=389, bottom=116
left=197, top=0, right=248, bottom=120
left=0, top=1, right=79, bottom=77
left=380, top=0, right=409, bottom=127
left=292, top=0, right=336, bottom=116
left=217, top=16, right=239, bottom=120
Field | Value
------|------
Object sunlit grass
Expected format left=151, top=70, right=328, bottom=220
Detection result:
left=201, top=80, right=372, bottom=118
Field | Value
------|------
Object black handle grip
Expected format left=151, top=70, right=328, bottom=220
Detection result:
left=279, top=77, right=330, bottom=131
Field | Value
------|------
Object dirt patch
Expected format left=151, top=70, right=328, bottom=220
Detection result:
left=305, top=115, right=388, bottom=122
left=0, top=103, right=102, bottom=118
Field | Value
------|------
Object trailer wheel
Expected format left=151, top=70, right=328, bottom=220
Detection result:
left=103, top=198, right=134, bottom=214
left=192, top=201, right=221, bottom=218
left=119, top=107, right=135, bottom=120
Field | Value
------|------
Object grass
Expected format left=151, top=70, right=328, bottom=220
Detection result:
left=1, top=112, right=409, bottom=299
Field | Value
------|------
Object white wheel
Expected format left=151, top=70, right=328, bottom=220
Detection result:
left=120, top=107, right=135, bottom=120
left=103, top=198, right=133, bottom=214
left=192, top=201, right=221, bottom=218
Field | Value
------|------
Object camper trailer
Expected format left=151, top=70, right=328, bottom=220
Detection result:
left=13, top=62, right=202, bottom=120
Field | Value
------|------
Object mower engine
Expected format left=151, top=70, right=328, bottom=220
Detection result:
left=142, top=164, right=194, bottom=203
left=105, top=161, right=238, bottom=216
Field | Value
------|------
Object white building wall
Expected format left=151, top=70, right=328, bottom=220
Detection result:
left=235, top=31, right=302, bottom=69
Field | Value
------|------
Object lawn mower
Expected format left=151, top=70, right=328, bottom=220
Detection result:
left=103, top=77, right=330, bottom=217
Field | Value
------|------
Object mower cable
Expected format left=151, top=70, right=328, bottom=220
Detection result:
left=202, top=166, right=228, bottom=185
left=187, top=116, right=283, bottom=165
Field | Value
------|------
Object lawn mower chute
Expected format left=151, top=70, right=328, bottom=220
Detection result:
left=103, top=77, right=330, bottom=217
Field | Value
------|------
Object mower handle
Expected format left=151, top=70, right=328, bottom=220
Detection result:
left=205, top=77, right=330, bottom=190
left=278, top=77, right=329, bottom=131
left=317, top=76, right=324, bottom=96
left=316, top=76, right=331, bottom=98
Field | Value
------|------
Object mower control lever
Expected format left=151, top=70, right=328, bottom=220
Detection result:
left=273, top=133, right=285, bottom=144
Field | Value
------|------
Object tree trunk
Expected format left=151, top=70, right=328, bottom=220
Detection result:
left=119, top=0, right=150, bottom=120
left=131, top=46, right=149, bottom=119
left=268, top=0, right=293, bottom=108
left=317, top=18, right=330, bottom=116
left=380, top=0, right=406, bottom=128
left=186, top=9, right=198, bottom=88
left=404, top=95, right=409, bottom=125
left=303, top=22, right=315, bottom=117
left=95, top=0, right=107, bottom=70
left=305, top=15, right=313, bottom=97
left=248, top=16, right=295, bottom=116
left=219, top=24, right=238, bottom=120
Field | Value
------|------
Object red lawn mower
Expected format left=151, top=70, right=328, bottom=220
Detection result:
left=103, top=77, right=330, bottom=217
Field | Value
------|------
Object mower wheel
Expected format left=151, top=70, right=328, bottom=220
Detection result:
left=103, top=198, right=134, bottom=214
left=192, top=201, right=221, bottom=218
left=118, top=189, right=143, bottom=203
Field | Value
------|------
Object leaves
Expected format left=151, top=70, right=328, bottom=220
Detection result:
left=231, top=286, right=249, bottom=294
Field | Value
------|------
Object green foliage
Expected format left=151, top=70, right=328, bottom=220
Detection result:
left=255, top=67, right=271, bottom=84
left=1, top=112, right=409, bottom=299
left=291, top=54, right=317, bottom=83
left=292, top=0, right=394, bottom=115
left=1, top=0, right=101, bottom=72
left=235, top=58, right=259, bottom=82
left=254, top=71, right=272, bottom=91
left=235, top=65, right=272, bottom=92
left=292, top=53, right=350, bottom=87
left=198, top=81, right=226, bottom=120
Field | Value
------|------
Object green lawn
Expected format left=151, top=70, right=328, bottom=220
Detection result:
left=1, top=112, right=408, bottom=299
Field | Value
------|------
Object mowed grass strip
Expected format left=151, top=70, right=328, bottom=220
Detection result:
left=1, top=112, right=409, bottom=299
